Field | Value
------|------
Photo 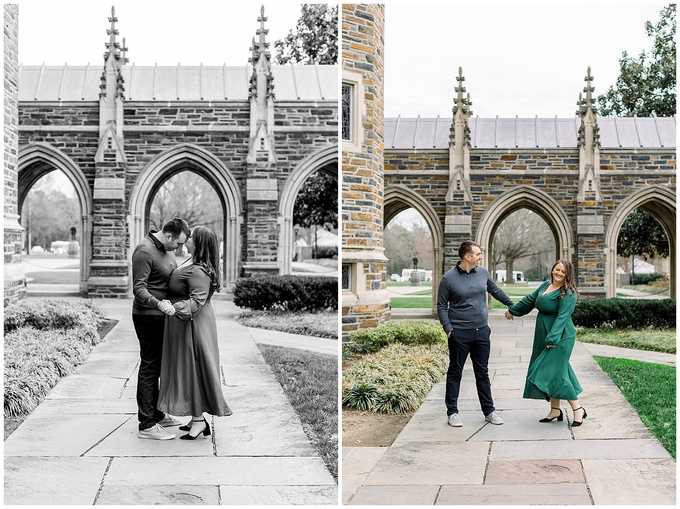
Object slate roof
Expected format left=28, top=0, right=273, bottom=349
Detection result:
left=385, top=115, right=676, bottom=149
left=18, top=64, right=338, bottom=102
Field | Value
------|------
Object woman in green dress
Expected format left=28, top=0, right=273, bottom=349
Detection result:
left=504, top=259, right=587, bottom=426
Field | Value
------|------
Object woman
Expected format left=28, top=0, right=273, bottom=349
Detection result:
left=158, top=226, right=232, bottom=439
left=504, top=259, right=587, bottom=426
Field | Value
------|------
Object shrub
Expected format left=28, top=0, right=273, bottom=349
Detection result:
left=233, top=275, right=337, bottom=312
left=314, top=246, right=338, bottom=259
left=630, top=272, right=666, bottom=286
left=572, top=298, right=675, bottom=329
left=343, top=343, right=448, bottom=413
left=343, top=320, right=446, bottom=356
left=4, top=298, right=105, bottom=335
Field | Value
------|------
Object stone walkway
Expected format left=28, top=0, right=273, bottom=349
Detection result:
left=5, top=297, right=337, bottom=505
left=343, top=313, right=676, bottom=505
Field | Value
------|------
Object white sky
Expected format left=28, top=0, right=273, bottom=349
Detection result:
left=385, top=2, right=668, bottom=118
left=16, top=0, right=306, bottom=66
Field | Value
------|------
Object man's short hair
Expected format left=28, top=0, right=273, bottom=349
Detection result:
left=161, top=217, right=190, bottom=239
left=458, top=240, right=480, bottom=260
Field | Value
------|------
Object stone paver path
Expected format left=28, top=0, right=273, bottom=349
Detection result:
left=343, top=313, right=676, bottom=505
left=5, top=297, right=337, bottom=505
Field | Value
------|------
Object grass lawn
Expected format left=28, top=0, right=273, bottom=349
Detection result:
left=391, top=296, right=432, bottom=308
left=237, top=309, right=337, bottom=339
left=578, top=328, right=675, bottom=354
left=26, top=270, right=79, bottom=284
left=490, top=286, right=537, bottom=308
left=594, top=356, right=676, bottom=458
left=386, top=281, right=432, bottom=287
left=258, top=344, right=338, bottom=480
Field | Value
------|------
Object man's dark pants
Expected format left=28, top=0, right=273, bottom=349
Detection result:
left=445, top=326, right=495, bottom=416
left=132, top=314, right=166, bottom=431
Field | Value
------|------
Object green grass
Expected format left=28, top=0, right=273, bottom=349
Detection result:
left=594, top=356, right=675, bottom=458
left=407, top=289, right=433, bottom=296
left=390, top=296, right=432, bottom=308
left=386, top=281, right=432, bottom=287
left=578, top=328, right=675, bottom=354
left=258, top=344, right=338, bottom=480
left=26, top=270, right=79, bottom=284
left=490, top=286, right=537, bottom=308
left=237, top=309, right=337, bottom=339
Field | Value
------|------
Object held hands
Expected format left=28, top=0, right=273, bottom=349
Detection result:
left=158, top=299, right=176, bottom=316
left=504, top=310, right=514, bottom=321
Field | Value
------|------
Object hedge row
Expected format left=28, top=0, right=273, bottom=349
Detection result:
left=630, top=273, right=667, bottom=286
left=233, top=275, right=337, bottom=312
left=4, top=300, right=105, bottom=418
left=343, top=320, right=446, bottom=357
left=343, top=343, right=448, bottom=413
left=573, top=298, right=675, bottom=329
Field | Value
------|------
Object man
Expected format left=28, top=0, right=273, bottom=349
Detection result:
left=132, top=217, right=191, bottom=440
left=437, top=240, right=514, bottom=427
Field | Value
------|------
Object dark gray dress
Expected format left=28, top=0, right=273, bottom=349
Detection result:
left=158, top=262, right=232, bottom=417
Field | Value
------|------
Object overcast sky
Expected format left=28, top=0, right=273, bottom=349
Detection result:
left=17, top=1, right=305, bottom=66
left=384, top=3, right=667, bottom=118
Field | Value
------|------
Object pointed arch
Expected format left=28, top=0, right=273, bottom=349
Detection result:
left=18, top=142, right=92, bottom=294
left=604, top=186, right=675, bottom=298
left=128, top=144, right=243, bottom=289
left=476, top=186, right=574, bottom=276
left=278, top=144, right=338, bottom=274
left=384, top=184, right=445, bottom=315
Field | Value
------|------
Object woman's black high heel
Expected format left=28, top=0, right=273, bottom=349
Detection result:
left=571, top=407, right=587, bottom=427
left=180, top=417, right=211, bottom=440
left=539, top=407, right=563, bottom=422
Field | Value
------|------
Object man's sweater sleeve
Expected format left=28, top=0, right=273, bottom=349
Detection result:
left=437, top=276, right=452, bottom=334
left=486, top=273, right=514, bottom=307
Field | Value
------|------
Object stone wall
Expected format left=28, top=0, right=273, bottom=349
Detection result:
left=4, top=4, right=25, bottom=305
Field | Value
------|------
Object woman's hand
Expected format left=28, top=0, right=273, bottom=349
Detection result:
left=504, top=310, right=514, bottom=320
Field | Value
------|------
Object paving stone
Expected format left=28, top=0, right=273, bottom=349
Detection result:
left=470, top=409, right=573, bottom=442
left=29, top=397, right=136, bottom=416
left=363, top=441, right=489, bottom=486
left=96, top=485, right=219, bottom=505
left=45, top=374, right=128, bottom=399
left=74, top=353, right=139, bottom=377
left=222, top=364, right=280, bottom=387
left=4, top=414, right=130, bottom=456
left=220, top=485, right=337, bottom=505
left=583, top=458, right=676, bottom=504
left=485, top=459, right=584, bottom=484
left=5, top=457, right=110, bottom=505
left=343, top=447, right=388, bottom=475
left=436, top=483, right=592, bottom=505
left=342, top=474, right=368, bottom=505
left=491, top=438, right=673, bottom=461
left=105, top=457, right=335, bottom=486
left=349, top=485, right=439, bottom=505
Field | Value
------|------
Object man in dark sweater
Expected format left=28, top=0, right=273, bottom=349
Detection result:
left=437, top=240, right=514, bottom=427
left=132, top=217, right=191, bottom=440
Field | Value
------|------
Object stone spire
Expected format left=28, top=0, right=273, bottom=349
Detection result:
left=576, top=66, right=601, bottom=202
left=247, top=5, right=276, bottom=164
left=96, top=5, right=127, bottom=162
left=447, top=67, right=472, bottom=204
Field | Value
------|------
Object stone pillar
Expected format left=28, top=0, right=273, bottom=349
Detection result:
left=4, top=4, right=26, bottom=306
left=341, top=4, right=390, bottom=337
left=575, top=68, right=606, bottom=299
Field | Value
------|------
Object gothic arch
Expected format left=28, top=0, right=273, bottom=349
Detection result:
left=476, top=186, right=574, bottom=276
left=128, top=144, right=243, bottom=289
left=384, top=183, right=445, bottom=314
left=604, top=186, right=676, bottom=298
left=18, top=142, right=92, bottom=293
left=278, top=144, right=338, bottom=274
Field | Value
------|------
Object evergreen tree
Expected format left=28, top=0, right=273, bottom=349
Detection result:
left=598, top=4, right=676, bottom=116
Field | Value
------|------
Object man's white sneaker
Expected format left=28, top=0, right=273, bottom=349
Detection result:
left=485, top=411, right=503, bottom=425
left=138, top=423, right=176, bottom=440
left=447, top=413, right=463, bottom=427
left=157, top=414, right=182, bottom=427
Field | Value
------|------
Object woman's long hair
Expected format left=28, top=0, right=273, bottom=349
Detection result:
left=191, top=226, right=221, bottom=292
left=551, top=259, right=579, bottom=299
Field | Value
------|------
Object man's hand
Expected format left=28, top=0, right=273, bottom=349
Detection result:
left=158, top=300, right=176, bottom=316
left=504, top=310, right=514, bottom=320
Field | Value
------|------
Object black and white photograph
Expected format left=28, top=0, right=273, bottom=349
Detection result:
left=4, top=1, right=339, bottom=505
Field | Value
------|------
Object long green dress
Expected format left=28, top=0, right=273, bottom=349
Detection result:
left=508, top=281, right=582, bottom=401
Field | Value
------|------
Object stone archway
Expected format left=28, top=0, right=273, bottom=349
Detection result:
left=128, top=144, right=243, bottom=290
left=18, top=143, right=92, bottom=293
left=605, top=186, right=676, bottom=298
left=476, top=186, right=574, bottom=280
left=384, top=184, right=445, bottom=315
left=278, top=144, right=338, bottom=274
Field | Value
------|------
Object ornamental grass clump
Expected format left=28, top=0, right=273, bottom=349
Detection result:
left=4, top=300, right=105, bottom=418
left=343, top=343, right=449, bottom=414
left=343, top=320, right=446, bottom=356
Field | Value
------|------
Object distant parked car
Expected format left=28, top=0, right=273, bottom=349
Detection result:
left=30, top=245, right=45, bottom=254
left=390, top=274, right=400, bottom=281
